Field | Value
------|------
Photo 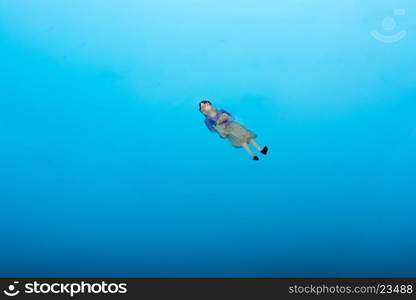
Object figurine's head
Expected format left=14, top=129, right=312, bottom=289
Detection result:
left=199, top=100, right=214, bottom=115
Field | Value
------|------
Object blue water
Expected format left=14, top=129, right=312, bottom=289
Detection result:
left=1, top=1, right=415, bottom=277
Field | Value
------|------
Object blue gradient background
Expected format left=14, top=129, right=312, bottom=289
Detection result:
left=1, top=1, right=415, bottom=277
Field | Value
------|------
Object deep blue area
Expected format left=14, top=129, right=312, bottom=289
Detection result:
left=1, top=1, right=415, bottom=277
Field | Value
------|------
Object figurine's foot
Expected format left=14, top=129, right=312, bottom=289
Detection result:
left=252, top=156, right=259, bottom=160
left=260, top=146, right=268, bottom=155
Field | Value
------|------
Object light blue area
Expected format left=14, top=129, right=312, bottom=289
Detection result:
left=0, top=0, right=415, bottom=277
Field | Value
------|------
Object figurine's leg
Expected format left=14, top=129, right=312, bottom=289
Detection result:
left=242, top=143, right=258, bottom=160
left=249, top=138, right=268, bottom=155
left=248, top=138, right=262, bottom=151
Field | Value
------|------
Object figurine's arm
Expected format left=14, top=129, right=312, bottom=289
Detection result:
left=205, top=118, right=216, bottom=132
left=217, top=111, right=234, bottom=124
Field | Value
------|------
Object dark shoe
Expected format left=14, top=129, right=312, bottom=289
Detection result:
left=253, top=156, right=259, bottom=160
left=260, top=146, right=268, bottom=155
